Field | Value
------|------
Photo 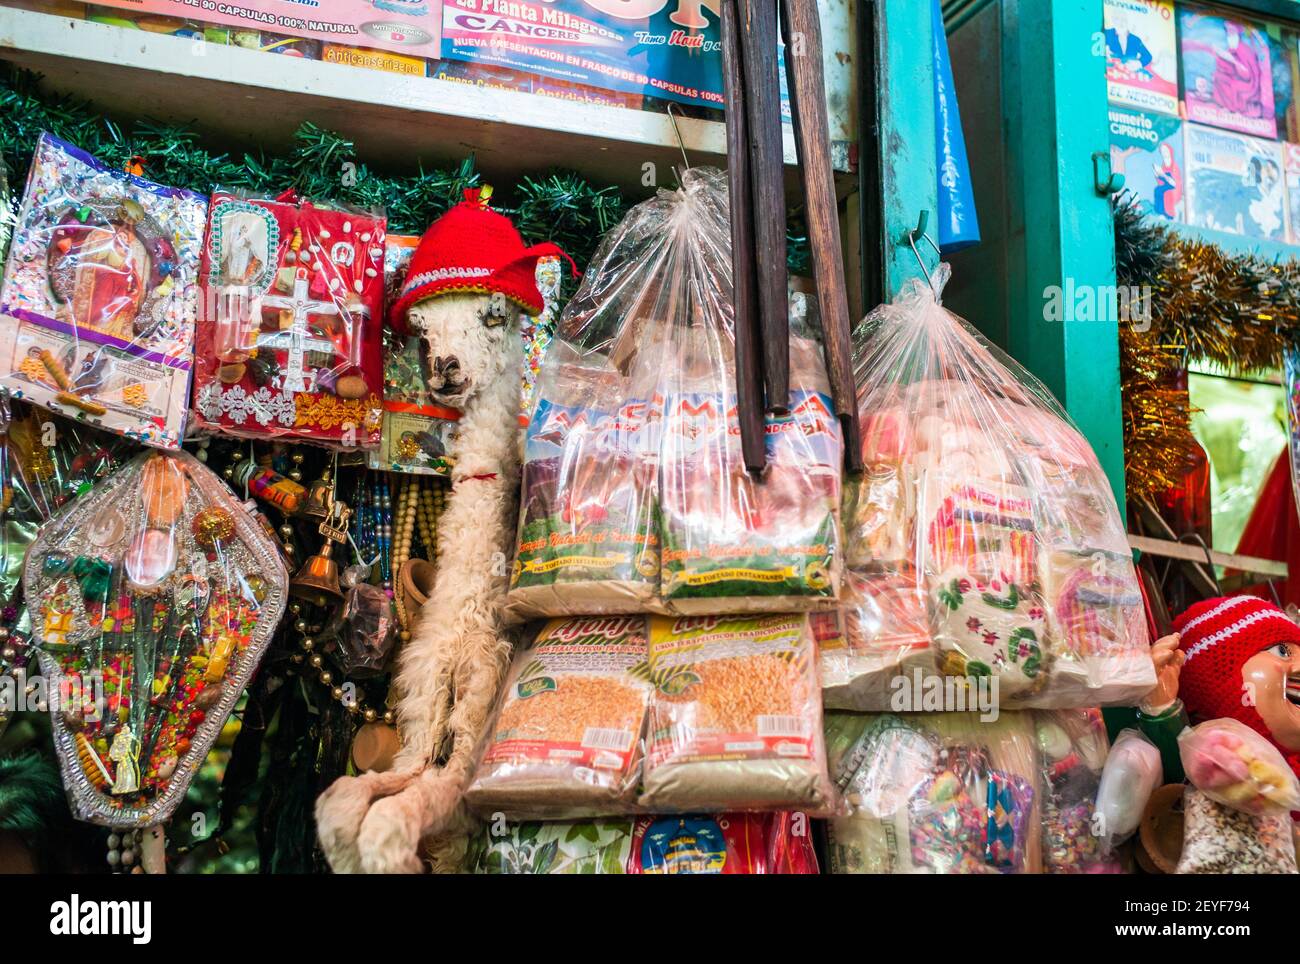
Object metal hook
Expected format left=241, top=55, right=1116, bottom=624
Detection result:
left=907, top=211, right=942, bottom=291
left=1092, top=151, right=1125, bottom=195
left=665, top=103, right=691, bottom=180
left=1178, top=531, right=1222, bottom=595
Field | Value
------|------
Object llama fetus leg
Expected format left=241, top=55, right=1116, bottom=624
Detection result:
left=315, top=768, right=419, bottom=873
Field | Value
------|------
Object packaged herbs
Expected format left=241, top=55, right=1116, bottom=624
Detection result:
left=638, top=613, right=833, bottom=813
left=465, top=615, right=650, bottom=819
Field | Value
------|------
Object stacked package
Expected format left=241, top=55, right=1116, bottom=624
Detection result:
left=505, top=168, right=842, bottom=621
left=481, top=170, right=841, bottom=825
left=466, top=613, right=833, bottom=818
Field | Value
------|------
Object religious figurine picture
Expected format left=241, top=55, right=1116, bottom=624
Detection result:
left=1180, top=9, right=1277, bottom=139
left=192, top=190, right=386, bottom=447
left=0, top=134, right=207, bottom=449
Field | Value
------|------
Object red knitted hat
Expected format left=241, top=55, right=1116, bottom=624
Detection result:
left=388, top=187, right=574, bottom=333
left=1173, top=595, right=1300, bottom=734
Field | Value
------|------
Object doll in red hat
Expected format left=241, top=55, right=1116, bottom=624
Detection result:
left=1138, top=595, right=1300, bottom=784
left=316, top=188, right=570, bottom=874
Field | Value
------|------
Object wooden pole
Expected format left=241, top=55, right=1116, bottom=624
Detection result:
left=722, top=0, right=767, bottom=473
left=738, top=0, right=789, bottom=413
left=780, top=0, right=862, bottom=471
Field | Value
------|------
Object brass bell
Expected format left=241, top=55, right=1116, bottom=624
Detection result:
left=290, top=541, right=342, bottom=605
left=290, top=498, right=352, bottom=606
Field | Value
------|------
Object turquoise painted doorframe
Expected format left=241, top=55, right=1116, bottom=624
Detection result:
left=878, top=0, right=940, bottom=298
left=947, top=0, right=1127, bottom=506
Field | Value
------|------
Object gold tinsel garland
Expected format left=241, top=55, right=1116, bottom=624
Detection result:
left=1114, top=198, right=1300, bottom=501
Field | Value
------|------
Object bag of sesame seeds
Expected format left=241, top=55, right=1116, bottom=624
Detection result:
left=465, top=615, right=651, bottom=819
left=1176, top=786, right=1298, bottom=874
left=637, top=612, right=833, bottom=813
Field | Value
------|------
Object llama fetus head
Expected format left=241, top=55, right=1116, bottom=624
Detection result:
left=405, top=290, right=521, bottom=408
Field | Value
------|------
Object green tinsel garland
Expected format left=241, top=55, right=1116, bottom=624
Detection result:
left=0, top=65, right=812, bottom=282
left=0, top=65, right=623, bottom=290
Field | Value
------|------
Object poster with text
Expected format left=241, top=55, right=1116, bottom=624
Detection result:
left=1185, top=123, right=1285, bottom=240
left=74, top=0, right=442, bottom=56
left=1104, top=0, right=1179, bottom=115
left=1109, top=106, right=1185, bottom=220
left=1180, top=8, right=1277, bottom=139
left=439, top=0, right=788, bottom=114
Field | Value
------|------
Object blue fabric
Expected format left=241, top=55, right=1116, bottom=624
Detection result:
left=933, top=0, right=981, bottom=253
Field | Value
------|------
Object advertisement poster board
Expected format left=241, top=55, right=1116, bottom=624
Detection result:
left=440, top=0, right=787, bottom=113
left=1104, top=0, right=1180, bottom=116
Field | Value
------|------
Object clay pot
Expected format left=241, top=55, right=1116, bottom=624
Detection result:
left=399, top=558, right=436, bottom=617
left=1138, top=783, right=1186, bottom=874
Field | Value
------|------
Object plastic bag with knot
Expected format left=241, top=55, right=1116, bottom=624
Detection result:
left=832, top=266, right=1154, bottom=709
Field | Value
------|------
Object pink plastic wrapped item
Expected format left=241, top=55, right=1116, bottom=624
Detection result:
left=1178, top=717, right=1300, bottom=815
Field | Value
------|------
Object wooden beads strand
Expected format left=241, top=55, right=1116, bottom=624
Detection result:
left=417, top=480, right=445, bottom=564
left=391, top=476, right=420, bottom=641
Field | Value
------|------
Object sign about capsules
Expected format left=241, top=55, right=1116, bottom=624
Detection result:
left=76, top=0, right=443, bottom=56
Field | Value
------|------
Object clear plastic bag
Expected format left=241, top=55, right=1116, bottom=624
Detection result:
left=466, top=818, right=636, bottom=875
left=506, top=168, right=842, bottom=620
left=0, top=133, right=208, bottom=449
left=192, top=189, right=385, bottom=448
left=1035, top=709, right=1121, bottom=873
left=823, top=711, right=1041, bottom=873
left=22, top=449, right=288, bottom=827
left=1176, top=787, right=1298, bottom=874
left=638, top=612, right=833, bottom=813
left=1094, top=727, right=1163, bottom=850
left=465, top=615, right=651, bottom=819
left=1178, top=717, right=1300, bottom=815
left=837, top=267, right=1154, bottom=708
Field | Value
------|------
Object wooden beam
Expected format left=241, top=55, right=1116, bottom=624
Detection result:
left=780, top=0, right=862, bottom=471
left=721, top=0, right=767, bottom=472
left=738, top=0, right=790, bottom=411
left=1127, top=535, right=1288, bottom=579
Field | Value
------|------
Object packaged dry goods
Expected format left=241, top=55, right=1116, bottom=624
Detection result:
left=466, top=818, right=636, bottom=875
left=637, top=612, right=833, bottom=813
left=1178, top=717, right=1300, bottom=816
left=823, top=711, right=1041, bottom=874
left=22, top=449, right=288, bottom=826
left=506, top=168, right=841, bottom=621
left=464, top=811, right=818, bottom=874
left=0, top=133, right=208, bottom=449
left=1034, top=709, right=1120, bottom=873
left=1176, top=787, right=1298, bottom=874
left=509, top=349, right=662, bottom=617
left=816, top=569, right=930, bottom=710
left=192, top=189, right=385, bottom=447
left=835, top=265, right=1153, bottom=709
left=465, top=615, right=651, bottom=819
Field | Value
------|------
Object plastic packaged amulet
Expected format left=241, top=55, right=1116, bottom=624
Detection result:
left=192, top=190, right=385, bottom=447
